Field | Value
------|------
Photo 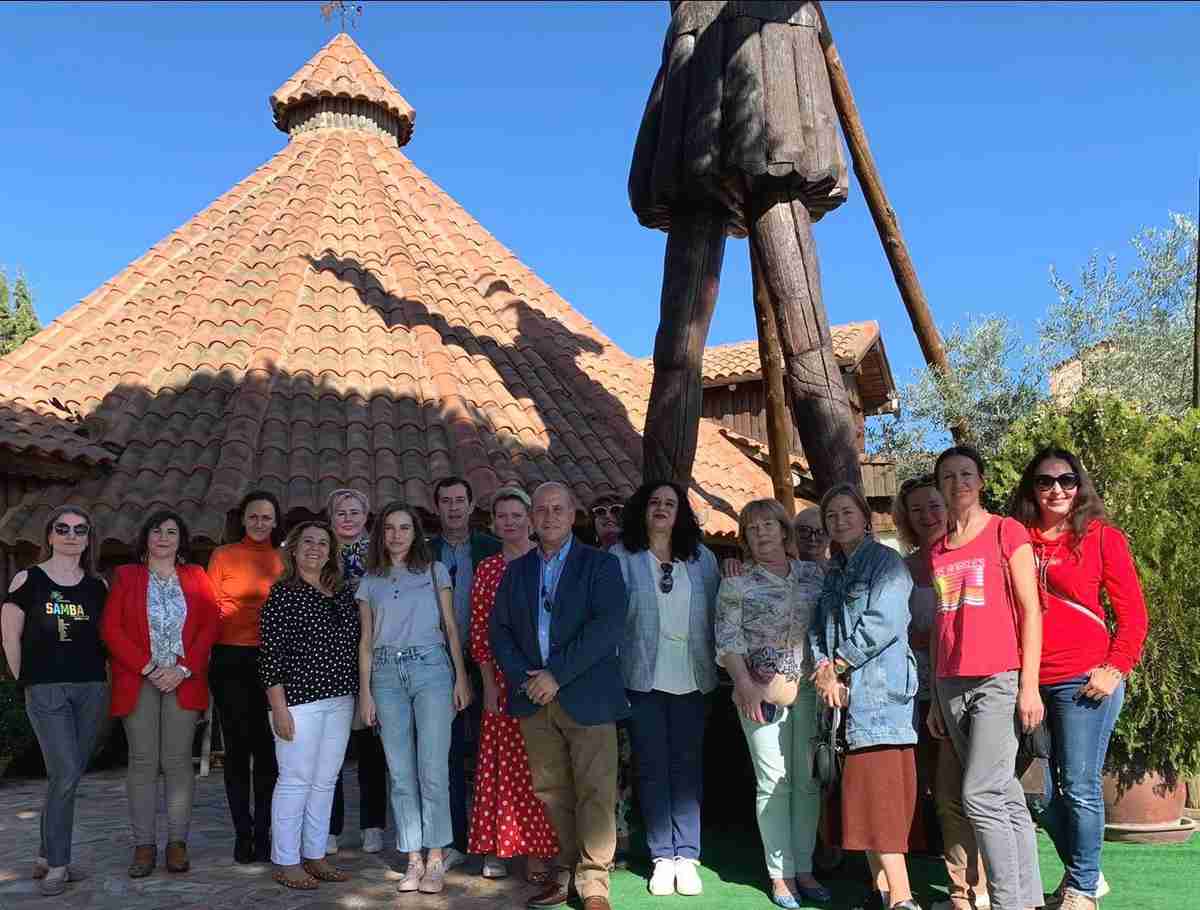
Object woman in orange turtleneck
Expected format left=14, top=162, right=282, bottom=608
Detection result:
left=207, top=491, right=285, bottom=864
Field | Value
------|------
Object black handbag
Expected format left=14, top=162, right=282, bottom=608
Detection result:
left=1018, top=719, right=1052, bottom=765
left=813, top=704, right=846, bottom=790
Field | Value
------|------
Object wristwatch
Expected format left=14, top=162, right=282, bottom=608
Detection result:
left=833, top=658, right=850, bottom=677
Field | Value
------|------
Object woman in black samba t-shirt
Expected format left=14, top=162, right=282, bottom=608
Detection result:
left=259, top=521, right=361, bottom=891
left=1, top=506, right=109, bottom=898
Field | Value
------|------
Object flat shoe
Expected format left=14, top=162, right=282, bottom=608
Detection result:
left=165, top=841, right=190, bottom=874
left=419, top=859, right=445, bottom=893
left=302, top=858, right=351, bottom=882
left=128, top=844, right=157, bottom=879
left=32, top=857, right=49, bottom=879
left=272, top=867, right=319, bottom=890
left=795, top=879, right=833, bottom=903
left=483, top=856, right=509, bottom=879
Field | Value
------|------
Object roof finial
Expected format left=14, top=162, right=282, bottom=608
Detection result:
left=320, top=1, right=363, bottom=32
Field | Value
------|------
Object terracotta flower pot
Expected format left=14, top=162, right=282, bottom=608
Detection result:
left=1103, top=769, right=1196, bottom=844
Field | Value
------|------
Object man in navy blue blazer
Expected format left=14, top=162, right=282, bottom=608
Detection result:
left=490, top=482, right=629, bottom=910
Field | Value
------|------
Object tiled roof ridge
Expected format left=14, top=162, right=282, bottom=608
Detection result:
left=270, top=32, right=415, bottom=145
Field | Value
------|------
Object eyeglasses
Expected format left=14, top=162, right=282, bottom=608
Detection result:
left=1035, top=473, right=1079, bottom=492
left=53, top=523, right=90, bottom=537
left=591, top=504, right=623, bottom=520
left=659, top=562, right=674, bottom=594
left=795, top=526, right=827, bottom=541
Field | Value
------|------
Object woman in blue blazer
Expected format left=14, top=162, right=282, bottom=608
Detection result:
left=610, top=481, right=720, bottom=898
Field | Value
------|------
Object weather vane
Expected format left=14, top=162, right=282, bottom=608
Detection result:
left=321, top=1, right=363, bottom=31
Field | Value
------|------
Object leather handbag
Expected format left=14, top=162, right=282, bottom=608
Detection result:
left=813, top=703, right=846, bottom=790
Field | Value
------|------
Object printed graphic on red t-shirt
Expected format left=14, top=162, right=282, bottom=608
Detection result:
left=933, top=556, right=986, bottom=613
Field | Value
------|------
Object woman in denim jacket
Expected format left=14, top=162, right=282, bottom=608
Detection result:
left=611, top=481, right=719, bottom=897
left=809, top=483, right=920, bottom=910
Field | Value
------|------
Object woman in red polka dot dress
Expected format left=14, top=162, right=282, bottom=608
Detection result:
left=467, top=487, right=559, bottom=881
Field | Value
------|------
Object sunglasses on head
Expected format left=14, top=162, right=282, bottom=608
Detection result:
left=53, top=522, right=90, bottom=537
left=591, top=504, right=623, bottom=519
left=1035, top=473, right=1079, bottom=492
left=659, top=562, right=674, bottom=594
left=795, top=526, right=826, bottom=541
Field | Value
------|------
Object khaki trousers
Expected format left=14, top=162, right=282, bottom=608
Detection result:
left=935, top=727, right=989, bottom=908
left=520, top=702, right=617, bottom=899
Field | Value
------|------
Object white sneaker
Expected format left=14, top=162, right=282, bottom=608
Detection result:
left=648, top=857, right=675, bottom=896
left=674, top=857, right=703, bottom=896
left=441, top=846, right=467, bottom=871
left=361, top=827, right=384, bottom=853
left=326, top=834, right=339, bottom=855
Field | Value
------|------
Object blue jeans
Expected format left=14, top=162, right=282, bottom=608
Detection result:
left=626, top=689, right=708, bottom=860
left=372, top=645, right=455, bottom=852
left=1038, top=676, right=1125, bottom=898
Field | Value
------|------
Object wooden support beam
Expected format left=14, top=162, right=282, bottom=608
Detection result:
left=750, top=246, right=797, bottom=516
left=816, top=2, right=968, bottom=444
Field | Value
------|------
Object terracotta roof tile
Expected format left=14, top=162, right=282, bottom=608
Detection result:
left=0, top=390, right=116, bottom=469
left=695, top=321, right=882, bottom=384
left=0, top=37, right=780, bottom=546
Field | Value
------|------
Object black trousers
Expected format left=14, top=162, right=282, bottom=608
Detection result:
left=449, top=661, right=483, bottom=850
left=330, top=727, right=388, bottom=835
left=209, top=644, right=277, bottom=840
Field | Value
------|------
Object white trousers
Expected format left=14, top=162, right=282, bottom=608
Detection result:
left=270, top=695, right=354, bottom=865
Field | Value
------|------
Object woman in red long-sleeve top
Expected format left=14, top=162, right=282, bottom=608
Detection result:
left=101, top=510, right=220, bottom=880
left=1009, top=448, right=1148, bottom=910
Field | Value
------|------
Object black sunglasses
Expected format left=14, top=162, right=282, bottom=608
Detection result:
left=795, top=526, right=827, bottom=541
left=659, top=562, right=674, bottom=594
left=591, top=504, right=623, bottom=519
left=1035, top=473, right=1080, bottom=492
left=53, top=522, right=90, bottom=537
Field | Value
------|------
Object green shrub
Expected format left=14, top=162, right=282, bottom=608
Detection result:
left=990, top=393, right=1200, bottom=783
left=0, top=678, right=37, bottom=771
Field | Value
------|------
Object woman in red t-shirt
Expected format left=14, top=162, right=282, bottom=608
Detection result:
left=1009, top=448, right=1147, bottom=910
left=928, top=446, right=1044, bottom=910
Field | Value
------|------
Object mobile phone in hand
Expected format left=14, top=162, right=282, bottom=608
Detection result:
left=761, top=702, right=777, bottom=723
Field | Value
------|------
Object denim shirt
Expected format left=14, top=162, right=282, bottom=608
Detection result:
left=610, top=542, right=720, bottom=694
left=538, top=535, right=574, bottom=663
left=809, top=536, right=918, bottom=749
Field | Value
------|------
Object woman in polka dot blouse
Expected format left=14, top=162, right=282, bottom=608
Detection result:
left=259, top=522, right=360, bottom=891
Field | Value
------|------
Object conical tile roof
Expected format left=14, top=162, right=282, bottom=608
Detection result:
left=0, top=34, right=774, bottom=547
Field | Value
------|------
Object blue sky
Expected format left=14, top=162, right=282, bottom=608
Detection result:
left=2, top=1, right=1196, bottom=387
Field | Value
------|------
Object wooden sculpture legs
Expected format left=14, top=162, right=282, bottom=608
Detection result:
left=644, top=211, right=728, bottom=487
left=643, top=198, right=861, bottom=494
left=747, top=193, right=862, bottom=494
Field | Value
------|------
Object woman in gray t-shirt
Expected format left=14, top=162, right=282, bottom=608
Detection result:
left=356, top=502, right=472, bottom=895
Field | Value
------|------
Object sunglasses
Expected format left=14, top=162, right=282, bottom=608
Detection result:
left=795, top=526, right=827, bottom=541
left=591, top=504, right=623, bottom=520
left=1035, top=473, right=1080, bottom=492
left=53, top=523, right=90, bottom=537
left=659, top=562, right=674, bottom=594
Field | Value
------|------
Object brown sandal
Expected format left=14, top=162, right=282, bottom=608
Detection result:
left=302, top=858, right=351, bottom=883
left=272, top=866, right=319, bottom=890
left=128, top=845, right=157, bottom=879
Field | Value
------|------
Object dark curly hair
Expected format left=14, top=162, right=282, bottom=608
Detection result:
left=135, top=510, right=192, bottom=564
left=1009, top=447, right=1108, bottom=542
left=619, top=481, right=702, bottom=562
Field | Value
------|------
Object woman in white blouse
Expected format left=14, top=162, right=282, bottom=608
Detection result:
left=610, top=481, right=720, bottom=898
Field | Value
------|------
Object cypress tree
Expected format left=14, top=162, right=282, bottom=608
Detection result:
left=0, top=270, right=11, bottom=352
left=2, top=272, right=41, bottom=355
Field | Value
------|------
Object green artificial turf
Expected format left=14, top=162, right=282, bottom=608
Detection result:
left=604, top=826, right=1199, bottom=910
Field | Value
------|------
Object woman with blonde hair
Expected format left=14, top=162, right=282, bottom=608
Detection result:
left=2, top=506, right=108, bottom=897
left=811, top=483, right=918, bottom=910
left=716, top=498, right=828, bottom=908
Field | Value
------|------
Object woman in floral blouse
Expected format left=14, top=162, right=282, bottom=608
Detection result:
left=716, top=498, right=829, bottom=909
left=101, top=511, right=220, bottom=879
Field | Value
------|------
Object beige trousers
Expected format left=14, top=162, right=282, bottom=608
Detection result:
left=122, top=681, right=198, bottom=844
left=936, top=738, right=989, bottom=907
left=520, top=702, right=618, bottom=899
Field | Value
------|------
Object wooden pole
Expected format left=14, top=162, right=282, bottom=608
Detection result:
left=815, top=3, right=968, bottom=444
left=750, top=246, right=797, bottom=516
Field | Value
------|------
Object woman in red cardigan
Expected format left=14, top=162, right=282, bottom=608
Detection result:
left=1009, top=448, right=1148, bottom=910
left=101, top=510, right=219, bottom=880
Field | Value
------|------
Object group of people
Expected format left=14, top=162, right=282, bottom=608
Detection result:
left=1, top=444, right=1147, bottom=910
